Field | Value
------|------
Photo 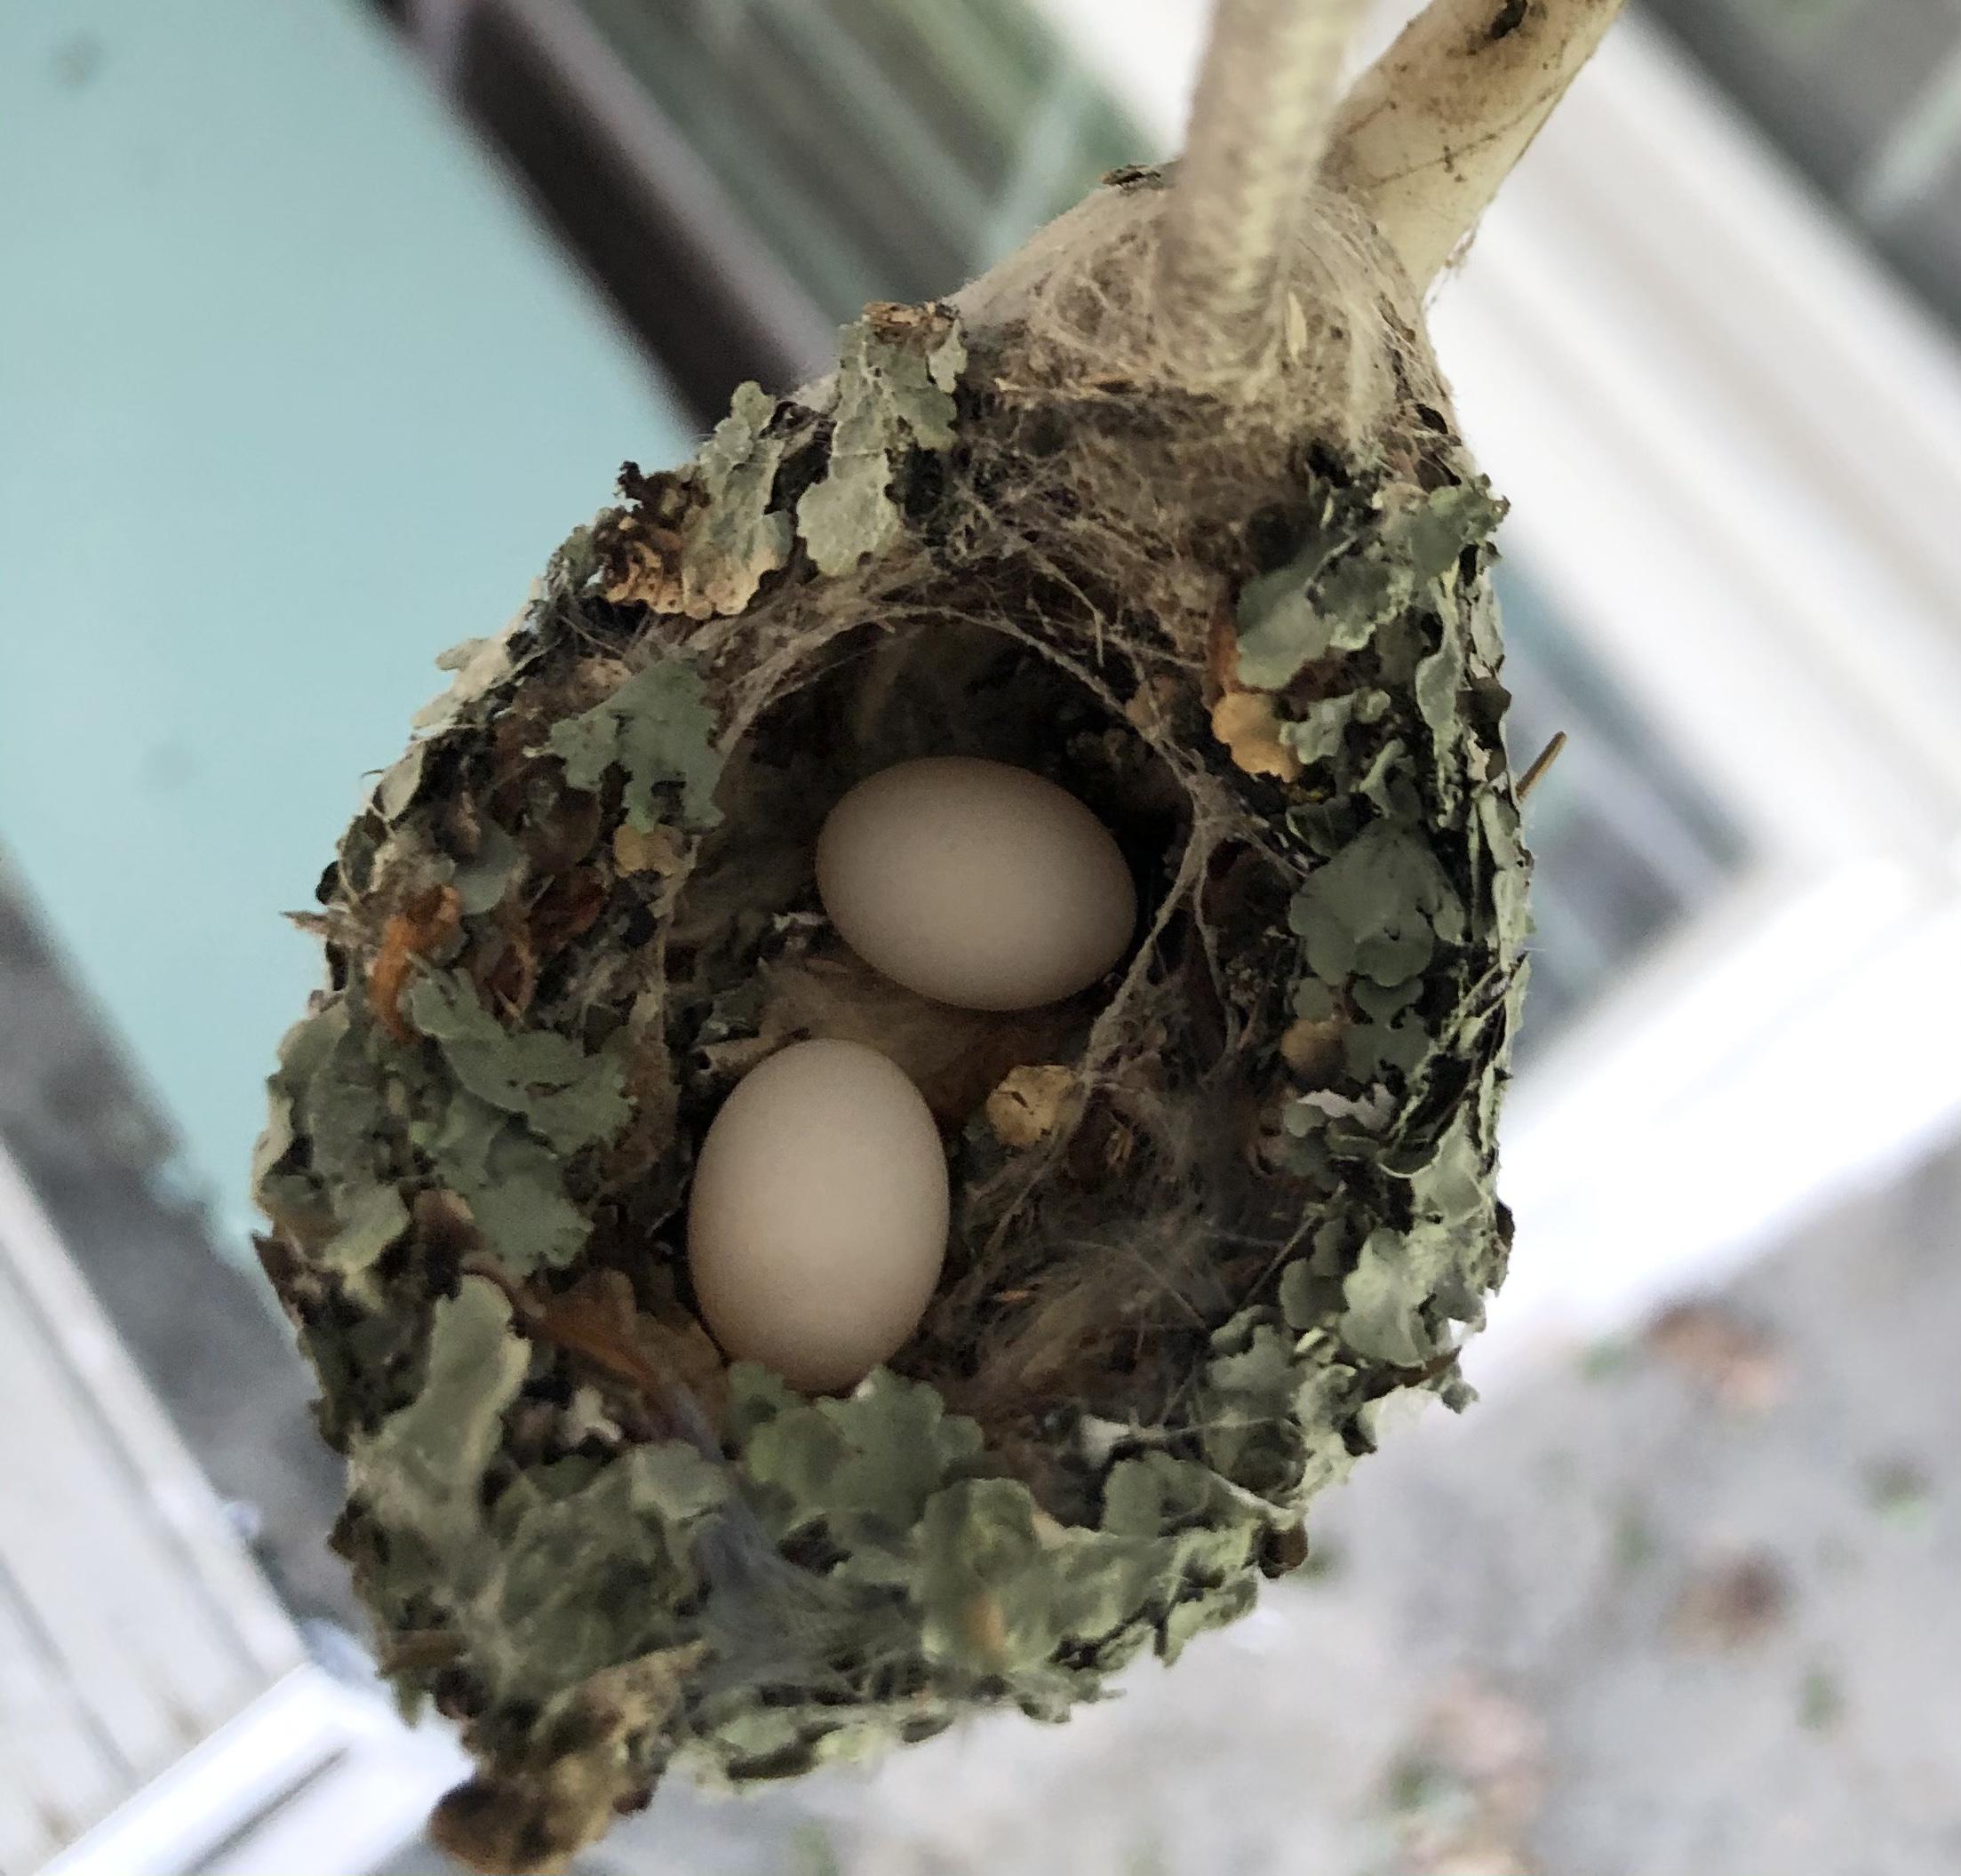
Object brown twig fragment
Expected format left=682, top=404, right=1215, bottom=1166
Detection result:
left=1514, top=728, right=1567, bottom=801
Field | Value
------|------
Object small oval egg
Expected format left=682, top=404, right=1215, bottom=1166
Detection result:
left=686, top=1038, right=949, bottom=1393
left=816, top=756, right=1137, bottom=1011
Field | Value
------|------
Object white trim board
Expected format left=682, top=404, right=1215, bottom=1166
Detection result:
left=0, top=1147, right=304, bottom=1873
left=39, top=1664, right=470, bottom=1876
left=0, top=1145, right=468, bottom=1876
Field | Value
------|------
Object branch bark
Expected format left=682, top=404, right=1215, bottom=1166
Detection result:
left=1325, top=0, right=1627, bottom=291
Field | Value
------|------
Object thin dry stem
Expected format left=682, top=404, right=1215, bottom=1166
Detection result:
left=1325, top=0, right=1626, bottom=289
left=1156, top=0, right=1372, bottom=383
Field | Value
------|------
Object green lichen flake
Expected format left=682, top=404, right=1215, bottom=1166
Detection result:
left=404, top=972, right=630, bottom=1155
left=544, top=656, right=725, bottom=833
left=1248, top=467, right=1526, bottom=1385
left=679, top=380, right=794, bottom=618
left=795, top=303, right=966, bottom=576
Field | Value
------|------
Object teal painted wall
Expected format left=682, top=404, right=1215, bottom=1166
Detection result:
left=0, top=0, right=696, bottom=1241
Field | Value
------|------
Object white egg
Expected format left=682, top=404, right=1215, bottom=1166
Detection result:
left=815, top=756, right=1137, bottom=1010
left=686, top=1038, right=949, bottom=1393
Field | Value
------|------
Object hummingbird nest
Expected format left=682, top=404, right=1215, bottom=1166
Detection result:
left=247, top=3, right=1600, bottom=1851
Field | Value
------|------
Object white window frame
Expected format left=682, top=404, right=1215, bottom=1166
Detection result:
left=0, top=1143, right=464, bottom=1876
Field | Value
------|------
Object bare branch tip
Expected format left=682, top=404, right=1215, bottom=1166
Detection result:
left=1326, top=0, right=1630, bottom=288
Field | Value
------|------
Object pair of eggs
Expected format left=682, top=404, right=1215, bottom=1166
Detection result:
left=686, top=757, right=1138, bottom=1392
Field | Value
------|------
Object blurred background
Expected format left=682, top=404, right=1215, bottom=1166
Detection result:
left=2, top=1, right=1959, bottom=1871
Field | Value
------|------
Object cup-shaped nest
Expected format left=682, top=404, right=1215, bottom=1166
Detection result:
left=252, top=177, right=1529, bottom=1875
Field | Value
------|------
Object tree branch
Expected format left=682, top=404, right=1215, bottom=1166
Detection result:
left=1325, top=0, right=1627, bottom=290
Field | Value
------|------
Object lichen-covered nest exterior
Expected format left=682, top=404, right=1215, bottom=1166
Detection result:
left=252, top=174, right=1529, bottom=1873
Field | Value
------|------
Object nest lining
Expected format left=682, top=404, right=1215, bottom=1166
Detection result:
left=251, top=174, right=1531, bottom=1874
